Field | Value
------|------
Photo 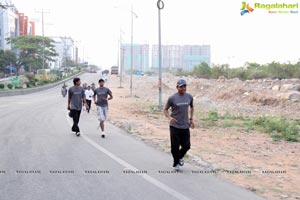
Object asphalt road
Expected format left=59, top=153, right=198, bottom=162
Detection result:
left=0, top=73, right=265, bottom=200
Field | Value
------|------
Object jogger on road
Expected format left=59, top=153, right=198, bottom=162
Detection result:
left=93, top=78, right=113, bottom=138
left=85, top=85, right=94, bottom=113
left=68, top=77, right=89, bottom=136
left=164, top=79, right=195, bottom=171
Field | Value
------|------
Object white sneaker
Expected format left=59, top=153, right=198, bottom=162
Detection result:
left=179, top=159, right=184, bottom=166
left=101, top=132, right=106, bottom=138
left=174, top=164, right=180, bottom=171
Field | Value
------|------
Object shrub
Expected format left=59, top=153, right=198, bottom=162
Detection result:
left=25, top=73, right=34, bottom=80
left=247, top=116, right=300, bottom=142
left=207, top=111, right=219, bottom=121
left=7, top=83, right=13, bottom=89
left=0, top=83, right=4, bottom=89
left=43, top=80, right=50, bottom=84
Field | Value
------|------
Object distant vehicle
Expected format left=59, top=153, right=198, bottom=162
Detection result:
left=102, top=69, right=109, bottom=75
left=61, top=85, right=67, bottom=97
left=36, top=69, right=50, bottom=80
left=111, top=66, right=119, bottom=75
left=136, top=71, right=144, bottom=76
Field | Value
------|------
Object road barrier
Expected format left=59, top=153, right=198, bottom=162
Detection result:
left=0, top=72, right=84, bottom=97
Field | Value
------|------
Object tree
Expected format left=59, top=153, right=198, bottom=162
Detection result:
left=211, top=64, right=229, bottom=79
left=6, top=35, right=58, bottom=72
left=0, top=50, right=16, bottom=72
left=245, top=62, right=261, bottom=70
left=192, top=62, right=212, bottom=78
left=62, top=58, right=77, bottom=68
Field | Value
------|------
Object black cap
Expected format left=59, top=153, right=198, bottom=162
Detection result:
left=177, top=79, right=187, bottom=86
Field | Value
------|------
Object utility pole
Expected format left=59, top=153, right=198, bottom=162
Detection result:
left=35, top=9, right=50, bottom=69
left=74, top=41, right=80, bottom=66
left=35, top=9, right=51, bottom=37
left=63, top=36, right=67, bottom=69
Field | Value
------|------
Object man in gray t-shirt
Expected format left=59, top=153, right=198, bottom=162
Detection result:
left=93, top=78, right=113, bottom=138
left=68, top=77, right=88, bottom=136
left=164, top=79, right=194, bottom=171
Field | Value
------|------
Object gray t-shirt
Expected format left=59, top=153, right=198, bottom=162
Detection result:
left=94, top=87, right=112, bottom=107
left=165, top=92, right=193, bottom=129
left=68, top=86, right=85, bottom=110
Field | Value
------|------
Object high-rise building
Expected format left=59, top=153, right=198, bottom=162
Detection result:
left=16, top=13, right=35, bottom=36
left=152, top=45, right=211, bottom=71
left=28, top=21, right=35, bottom=36
left=120, top=44, right=149, bottom=72
left=17, top=13, right=25, bottom=35
left=183, top=45, right=210, bottom=71
left=0, top=0, right=18, bottom=50
left=49, top=36, right=76, bottom=69
left=152, top=45, right=184, bottom=70
left=0, top=1, right=36, bottom=50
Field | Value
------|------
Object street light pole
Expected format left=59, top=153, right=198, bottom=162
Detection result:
left=113, top=5, right=124, bottom=88
left=130, top=5, right=138, bottom=97
left=118, top=28, right=123, bottom=88
left=130, top=5, right=133, bottom=97
left=157, top=0, right=164, bottom=110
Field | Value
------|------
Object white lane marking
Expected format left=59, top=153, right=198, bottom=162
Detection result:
left=66, top=114, right=191, bottom=200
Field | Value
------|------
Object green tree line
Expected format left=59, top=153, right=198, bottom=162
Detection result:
left=175, top=61, right=300, bottom=80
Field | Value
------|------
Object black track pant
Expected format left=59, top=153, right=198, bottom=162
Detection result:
left=86, top=100, right=92, bottom=112
left=70, top=109, right=81, bottom=133
left=170, top=126, right=190, bottom=167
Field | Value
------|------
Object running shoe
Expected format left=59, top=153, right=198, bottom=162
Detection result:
left=174, top=164, right=180, bottom=172
left=179, top=159, right=184, bottom=166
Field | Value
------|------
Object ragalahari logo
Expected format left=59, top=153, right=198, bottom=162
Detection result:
left=240, top=2, right=254, bottom=15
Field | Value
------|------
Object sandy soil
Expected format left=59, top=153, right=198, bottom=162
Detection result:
left=99, top=73, right=300, bottom=200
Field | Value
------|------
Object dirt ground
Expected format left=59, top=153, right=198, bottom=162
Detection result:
left=101, top=73, right=300, bottom=200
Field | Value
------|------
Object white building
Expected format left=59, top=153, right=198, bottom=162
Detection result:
left=152, top=45, right=211, bottom=71
left=0, top=0, right=18, bottom=50
left=49, top=36, right=77, bottom=69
